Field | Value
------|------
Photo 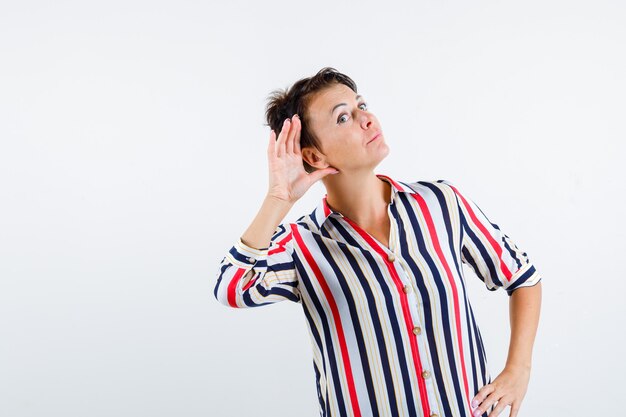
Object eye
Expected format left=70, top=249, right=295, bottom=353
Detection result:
left=337, top=102, right=368, bottom=124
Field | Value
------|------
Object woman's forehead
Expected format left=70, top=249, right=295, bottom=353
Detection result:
left=307, top=84, right=358, bottom=121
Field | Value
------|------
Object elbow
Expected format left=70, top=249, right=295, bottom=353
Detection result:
left=213, top=281, right=238, bottom=308
left=213, top=264, right=260, bottom=308
left=213, top=285, right=228, bottom=306
left=213, top=272, right=237, bottom=308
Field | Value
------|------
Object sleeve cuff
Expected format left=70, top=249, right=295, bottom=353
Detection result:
left=506, top=276, right=542, bottom=296
left=231, top=237, right=269, bottom=266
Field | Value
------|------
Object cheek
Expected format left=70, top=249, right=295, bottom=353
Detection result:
left=331, top=139, right=360, bottom=159
left=323, top=133, right=365, bottom=164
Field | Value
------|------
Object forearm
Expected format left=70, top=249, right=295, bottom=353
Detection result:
left=215, top=194, right=299, bottom=308
left=240, top=194, right=294, bottom=250
left=505, top=282, right=542, bottom=370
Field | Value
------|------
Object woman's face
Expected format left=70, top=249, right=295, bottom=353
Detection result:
left=302, top=83, right=389, bottom=173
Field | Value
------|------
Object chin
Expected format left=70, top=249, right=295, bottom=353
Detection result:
left=378, top=143, right=390, bottom=159
left=370, top=149, right=390, bottom=169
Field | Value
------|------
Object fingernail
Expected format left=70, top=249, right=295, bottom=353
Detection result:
left=293, top=114, right=299, bottom=118
left=471, top=399, right=478, bottom=408
left=473, top=408, right=481, bottom=417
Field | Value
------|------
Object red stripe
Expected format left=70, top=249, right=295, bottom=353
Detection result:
left=226, top=267, right=247, bottom=307
left=448, top=184, right=514, bottom=281
left=291, top=224, right=362, bottom=417
left=233, top=231, right=294, bottom=303
left=411, top=193, right=473, bottom=415
left=375, top=173, right=406, bottom=192
left=268, top=231, right=293, bottom=255
left=343, top=217, right=431, bottom=417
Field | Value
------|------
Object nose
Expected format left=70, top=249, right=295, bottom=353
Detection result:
left=359, top=111, right=373, bottom=129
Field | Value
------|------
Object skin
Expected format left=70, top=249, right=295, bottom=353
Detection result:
left=268, top=81, right=541, bottom=416
left=471, top=282, right=542, bottom=417
left=300, top=82, right=392, bottom=232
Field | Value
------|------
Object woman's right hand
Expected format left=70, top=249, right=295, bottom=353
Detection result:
left=266, top=114, right=339, bottom=204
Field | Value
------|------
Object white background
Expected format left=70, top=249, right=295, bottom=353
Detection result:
left=1, top=1, right=624, bottom=416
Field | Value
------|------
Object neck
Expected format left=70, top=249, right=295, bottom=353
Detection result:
left=324, top=172, right=392, bottom=226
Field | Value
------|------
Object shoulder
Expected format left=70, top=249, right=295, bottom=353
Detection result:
left=399, top=178, right=463, bottom=211
left=275, top=214, right=317, bottom=238
left=402, top=178, right=459, bottom=194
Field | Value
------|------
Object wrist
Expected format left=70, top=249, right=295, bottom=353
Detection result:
left=504, top=361, right=532, bottom=373
left=265, top=193, right=296, bottom=207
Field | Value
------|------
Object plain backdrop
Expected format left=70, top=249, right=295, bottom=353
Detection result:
left=1, top=1, right=624, bottom=416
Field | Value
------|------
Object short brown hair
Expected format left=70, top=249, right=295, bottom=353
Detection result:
left=264, top=67, right=358, bottom=173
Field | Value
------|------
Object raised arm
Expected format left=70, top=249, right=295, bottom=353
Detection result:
left=213, top=113, right=339, bottom=308
left=214, top=196, right=298, bottom=308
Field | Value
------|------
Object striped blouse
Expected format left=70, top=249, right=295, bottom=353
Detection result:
left=214, top=174, right=542, bottom=417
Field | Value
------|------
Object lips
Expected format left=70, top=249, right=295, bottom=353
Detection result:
left=367, top=132, right=381, bottom=144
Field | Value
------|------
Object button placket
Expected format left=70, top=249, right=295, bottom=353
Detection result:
left=389, top=249, right=439, bottom=414
left=406, top=281, right=438, bottom=413
left=417, top=340, right=439, bottom=413
left=390, top=254, right=418, bottom=298
left=424, top=376, right=440, bottom=415
left=394, top=257, right=412, bottom=288
left=414, top=330, right=438, bottom=413
left=383, top=225, right=439, bottom=415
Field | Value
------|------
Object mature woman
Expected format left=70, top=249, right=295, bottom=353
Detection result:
left=214, top=67, right=542, bottom=417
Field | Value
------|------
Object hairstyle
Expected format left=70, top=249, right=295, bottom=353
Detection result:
left=264, top=67, right=358, bottom=173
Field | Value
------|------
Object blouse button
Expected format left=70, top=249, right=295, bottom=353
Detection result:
left=403, top=285, right=412, bottom=294
left=247, top=257, right=256, bottom=263
left=387, top=253, right=396, bottom=262
left=422, top=370, right=431, bottom=379
left=412, top=326, right=422, bottom=335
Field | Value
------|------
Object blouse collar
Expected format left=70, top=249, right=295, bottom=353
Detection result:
left=311, top=173, right=418, bottom=232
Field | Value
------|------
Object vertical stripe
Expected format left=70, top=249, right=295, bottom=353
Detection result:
left=448, top=183, right=514, bottom=281
left=214, top=175, right=542, bottom=417
left=343, top=216, right=432, bottom=417
left=293, top=226, right=363, bottom=417
left=411, top=192, right=474, bottom=416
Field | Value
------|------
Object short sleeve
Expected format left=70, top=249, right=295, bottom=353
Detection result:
left=440, top=179, right=542, bottom=296
left=213, top=223, right=301, bottom=307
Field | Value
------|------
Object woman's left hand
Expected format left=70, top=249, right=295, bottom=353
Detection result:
left=470, top=364, right=531, bottom=417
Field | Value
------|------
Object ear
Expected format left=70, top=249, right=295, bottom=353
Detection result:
left=302, top=147, right=329, bottom=170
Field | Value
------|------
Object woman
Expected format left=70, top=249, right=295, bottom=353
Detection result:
left=214, top=67, right=542, bottom=417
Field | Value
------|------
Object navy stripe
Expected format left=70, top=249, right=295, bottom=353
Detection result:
left=294, top=244, right=349, bottom=417
left=331, top=219, right=404, bottom=416
left=214, top=175, right=542, bottom=416
left=397, top=192, right=462, bottom=417
left=310, top=231, right=380, bottom=415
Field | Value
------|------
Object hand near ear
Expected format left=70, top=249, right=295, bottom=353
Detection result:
left=267, top=114, right=339, bottom=204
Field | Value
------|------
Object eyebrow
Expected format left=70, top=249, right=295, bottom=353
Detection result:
left=330, top=94, right=363, bottom=116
